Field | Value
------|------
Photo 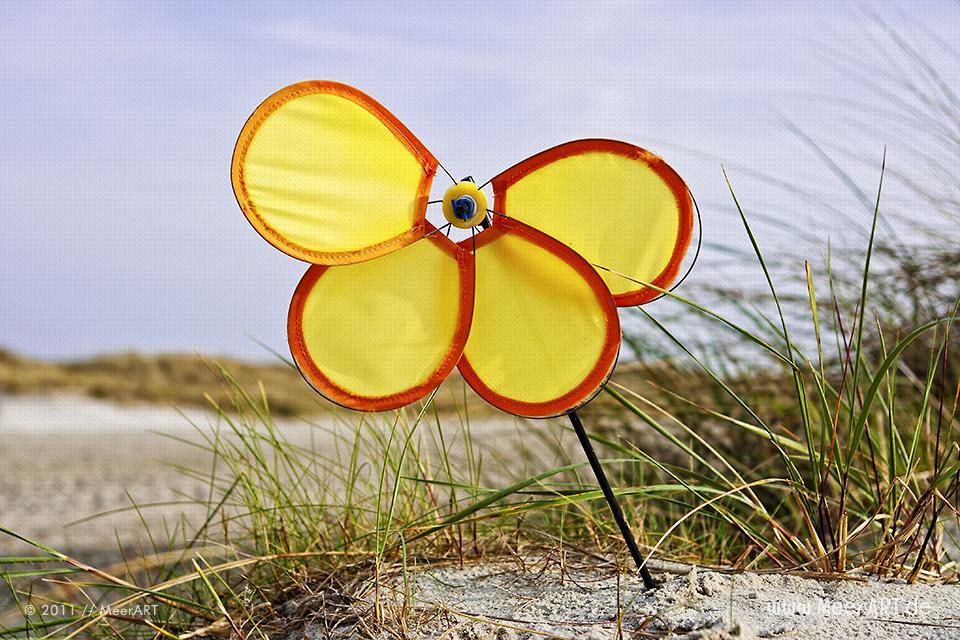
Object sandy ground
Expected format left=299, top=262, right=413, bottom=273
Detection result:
left=0, top=393, right=555, bottom=560
left=302, top=561, right=960, bottom=640
left=0, top=393, right=228, bottom=558
left=0, top=393, right=391, bottom=560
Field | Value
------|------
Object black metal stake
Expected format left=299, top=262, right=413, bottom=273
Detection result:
left=569, top=409, right=655, bottom=589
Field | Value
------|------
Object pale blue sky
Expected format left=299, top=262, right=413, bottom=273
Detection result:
left=2, top=2, right=958, bottom=360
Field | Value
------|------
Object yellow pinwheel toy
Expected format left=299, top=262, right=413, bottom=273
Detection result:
left=232, top=80, right=697, bottom=587
left=232, top=80, right=694, bottom=419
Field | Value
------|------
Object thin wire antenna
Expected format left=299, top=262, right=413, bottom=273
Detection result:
left=427, top=199, right=442, bottom=205
left=471, top=213, right=492, bottom=251
left=653, top=188, right=703, bottom=301
left=486, top=209, right=510, bottom=220
left=436, top=161, right=457, bottom=185
left=424, top=222, right=452, bottom=238
left=478, top=176, right=493, bottom=190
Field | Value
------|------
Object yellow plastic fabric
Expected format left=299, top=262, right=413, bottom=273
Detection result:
left=234, top=83, right=434, bottom=263
left=292, top=237, right=469, bottom=408
left=497, top=147, right=687, bottom=300
left=461, top=223, right=617, bottom=416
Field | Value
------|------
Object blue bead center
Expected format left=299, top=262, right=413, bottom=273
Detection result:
left=451, top=195, right=477, bottom=221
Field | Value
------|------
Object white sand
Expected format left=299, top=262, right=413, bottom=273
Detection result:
left=0, top=392, right=222, bottom=433
left=316, top=561, right=960, bottom=639
left=0, top=393, right=537, bottom=556
left=0, top=394, right=224, bottom=555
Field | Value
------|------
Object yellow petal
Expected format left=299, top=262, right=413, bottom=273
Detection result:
left=289, top=229, right=473, bottom=411
left=233, top=81, right=437, bottom=264
left=491, top=139, right=693, bottom=305
left=458, top=218, right=620, bottom=418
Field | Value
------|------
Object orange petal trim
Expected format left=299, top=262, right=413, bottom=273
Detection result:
left=288, top=227, right=474, bottom=411
left=456, top=217, right=621, bottom=418
left=232, top=80, right=438, bottom=265
left=491, top=139, right=693, bottom=306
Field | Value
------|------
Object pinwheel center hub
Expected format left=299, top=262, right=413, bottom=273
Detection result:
left=442, top=181, right=488, bottom=229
